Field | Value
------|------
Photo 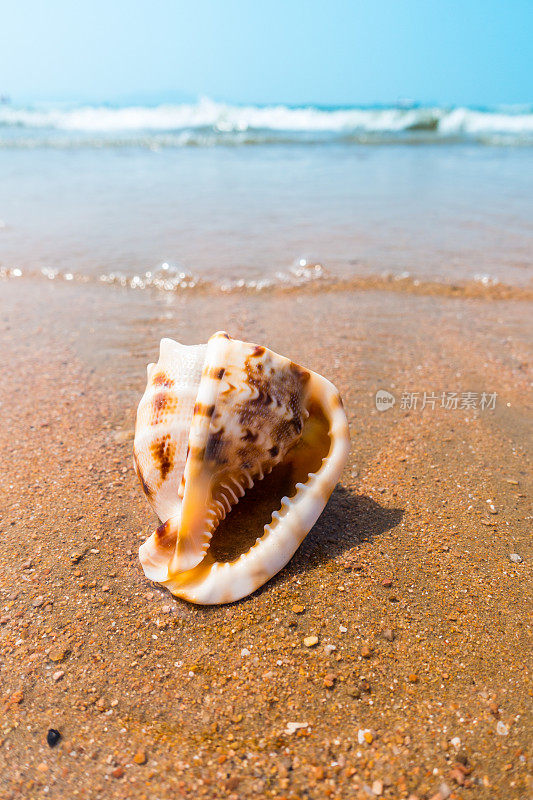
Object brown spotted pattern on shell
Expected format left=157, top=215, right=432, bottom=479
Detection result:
left=134, top=332, right=350, bottom=604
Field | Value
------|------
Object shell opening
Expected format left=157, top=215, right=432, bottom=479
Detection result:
left=209, top=401, right=332, bottom=563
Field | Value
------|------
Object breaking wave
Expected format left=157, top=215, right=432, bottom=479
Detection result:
left=1, top=98, right=533, bottom=147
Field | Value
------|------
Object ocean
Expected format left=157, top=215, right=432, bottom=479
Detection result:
left=1, top=99, right=532, bottom=294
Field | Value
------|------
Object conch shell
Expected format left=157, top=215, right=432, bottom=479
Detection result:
left=134, top=331, right=350, bottom=604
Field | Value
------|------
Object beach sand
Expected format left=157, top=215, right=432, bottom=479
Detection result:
left=0, top=278, right=531, bottom=799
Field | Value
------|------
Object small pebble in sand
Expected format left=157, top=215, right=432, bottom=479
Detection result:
left=408, top=673, right=419, bottom=683
left=361, top=644, right=372, bottom=658
left=496, top=721, right=509, bottom=736
left=382, top=628, right=395, bottom=641
left=303, top=635, right=318, bottom=647
left=323, top=644, right=336, bottom=655
left=509, top=553, right=522, bottom=563
left=357, top=729, right=373, bottom=744
left=488, top=699, right=499, bottom=717
left=449, top=767, right=465, bottom=785
left=285, top=721, right=309, bottom=735
left=47, top=729, right=61, bottom=748
left=372, top=779, right=383, bottom=795
left=161, top=605, right=173, bottom=613
left=32, top=596, right=44, bottom=608
left=292, top=604, right=305, bottom=614
left=52, top=670, right=64, bottom=682
left=381, top=578, right=393, bottom=587
left=112, top=429, right=133, bottom=444
left=323, top=673, right=336, bottom=688
left=111, top=766, right=124, bottom=778
left=240, top=648, right=250, bottom=656
left=450, top=736, right=461, bottom=748
left=133, top=750, right=147, bottom=765
left=339, top=625, right=347, bottom=633
left=49, top=648, right=68, bottom=663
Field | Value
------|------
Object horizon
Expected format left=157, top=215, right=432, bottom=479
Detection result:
left=2, top=94, right=533, bottom=112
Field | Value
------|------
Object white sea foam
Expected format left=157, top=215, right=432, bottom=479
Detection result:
left=0, top=98, right=437, bottom=132
left=0, top=259, right=331, bottom=293
left=2, top=262, right=529, bottom=303
left=439, top=107, right=533, bottom=136
left=1, top=99, right=532, bottom=145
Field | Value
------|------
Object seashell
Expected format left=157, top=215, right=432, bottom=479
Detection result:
left=134, top=331, right=350, bottom=604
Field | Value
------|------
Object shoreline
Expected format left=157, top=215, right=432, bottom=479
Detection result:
left=2, top=270, right=533, bottom=302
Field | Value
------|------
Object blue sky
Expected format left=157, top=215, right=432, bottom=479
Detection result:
left=1, top=0, right=531, bottom=106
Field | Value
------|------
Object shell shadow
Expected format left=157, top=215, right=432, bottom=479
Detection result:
left=277, top=485, right=404, bottom=580
left=187, top=486, right=403, bottom=613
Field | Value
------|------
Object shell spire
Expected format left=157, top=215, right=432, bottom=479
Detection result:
left=134, top=331, right=350, bottom=604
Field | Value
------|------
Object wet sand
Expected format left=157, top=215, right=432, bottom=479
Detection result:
left=0, top=279, right=531, bottom=799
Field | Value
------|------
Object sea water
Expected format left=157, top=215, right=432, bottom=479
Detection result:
left=1, top=99, right=532, bottom=291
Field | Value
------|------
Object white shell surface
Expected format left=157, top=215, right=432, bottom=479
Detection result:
left=133, top=338, right=206, bottom=522
left=135, top=332, right=350, bottom=604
